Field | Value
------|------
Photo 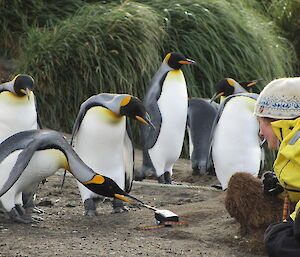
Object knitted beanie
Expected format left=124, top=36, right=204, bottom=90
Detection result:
left=254, top=77, right=300, bottom=119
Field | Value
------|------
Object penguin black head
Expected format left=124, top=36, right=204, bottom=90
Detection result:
left=119, top=96, right=154, bottom=128
left=13, top=74, right=34, bottom=97
left=83, top=174, right=133, bottom=204
left=239, top=79, right=261, bottom=90
left=165, top=52, right=196, bottom=70
left=210, top=78, right=238, bottom=103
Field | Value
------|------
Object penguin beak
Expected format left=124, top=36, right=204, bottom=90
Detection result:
left=136, top=113, right=156, bottom=130
left=246, top=81, right=258, bottom=87
left=114, top=194, right=134, bottom=204
left=210, top=92, right=224, bottom=103
left=20, top=88, right=31, bottom=100
left=179, top=58, right=196, bottom=65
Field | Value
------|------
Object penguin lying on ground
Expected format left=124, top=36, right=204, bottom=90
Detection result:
left=0, top=74, right=42, bottom=213
left=70, top=93, right=154, bottom=215
left=187, top=98, right=219, bottom=175
left=209, top=78, right=263, bottom=190
left=138, top=52, right=195, bottom=184
left=0, top=130, right=136, bottom=224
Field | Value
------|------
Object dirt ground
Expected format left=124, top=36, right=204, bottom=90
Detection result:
left=0, top=150, right=267, bottom=257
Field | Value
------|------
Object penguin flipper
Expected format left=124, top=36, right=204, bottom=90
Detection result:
left=0, top=141, right=39, bottom=197
left=34, top=95, right=43, bottom=129
left=0, top=130, right=40, bottom=164
left=124, top=120, right=134, bottom=193
left=141, top=100, right=162, bottom=149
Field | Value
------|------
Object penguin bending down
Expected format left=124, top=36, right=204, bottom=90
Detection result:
left=70, top=93, right=153, bottom=216
left=187, top=98, right=219, bottom=175
left=0, top=130, right=136, bottom=224
left=0, top=74, right=42, bottom=213
left=208, top=93, right=262, bottom=190
left=139, top=52, right=195, bottom=184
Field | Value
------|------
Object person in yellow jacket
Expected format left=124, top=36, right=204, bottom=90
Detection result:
left=254, top=77, right=300, bottom=256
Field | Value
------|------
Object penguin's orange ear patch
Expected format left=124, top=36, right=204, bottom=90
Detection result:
left=227, top=79, right=234, bottom=87
left=84, top=175, right=105, bottom=185
left=165, top=53, right=171, bottom=63
left=120, top=96, right=131, bottom=107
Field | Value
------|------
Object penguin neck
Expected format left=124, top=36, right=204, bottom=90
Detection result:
left=151, top=62, right=174, bottom=84
left=234, top=83, right=248, bottom=94
left=0, top=91, right=34, bottom=104
left=62, top=143, right=97, bottom=183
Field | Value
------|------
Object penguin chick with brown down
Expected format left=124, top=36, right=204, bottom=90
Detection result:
left=138, top=52, right=196, bottom=184
left=0, top=130, right=136, bottom=224
left=70, top=93, right=154, bottom=216
left=225, top=172, right=283, bottom=236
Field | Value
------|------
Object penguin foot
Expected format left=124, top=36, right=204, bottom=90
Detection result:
left=157, top=172, right=172, bottom=184
left=84, top=198, right=98, bottom=216
left=192, top=168, right=201, bottom=176
left=157, top=174, right=166, bottom=184
left=112, top=198, right=128, bottom=213
left=8, top=207, right=35, bottom=224
left=164, top=172, right=172, bottom=184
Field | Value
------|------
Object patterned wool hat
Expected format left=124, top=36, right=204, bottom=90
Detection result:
left=254, top=77, right=300, bottom=119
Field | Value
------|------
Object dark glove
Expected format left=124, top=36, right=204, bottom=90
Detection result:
left=262, top=171, right=284, bottom=196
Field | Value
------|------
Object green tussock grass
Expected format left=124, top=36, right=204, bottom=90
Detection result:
left=18, top=1, right=166, bottom=130
left=16, top=0, right=296, bottom=169
left=0, top=0, right=85, bottom=57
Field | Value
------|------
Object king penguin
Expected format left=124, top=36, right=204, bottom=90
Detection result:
left=0, top=130, right=136, bottom=223
left=139, top=52, right=195, bottom=184
left=209, top=78, right=262, bottom=190
left=0, top=74, right=42, bottom=141
left=0, top=74, right=42, bottom=213
left=70, top=93, right=153, bottom=216
left=187, top=98, right=219, bottom=175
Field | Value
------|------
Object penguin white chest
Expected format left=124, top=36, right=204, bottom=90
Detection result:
left=0, top=149, right=67, bottom=196
left=149, top=70, right=188, bottom=168
left=74, top=107, right=126, bottom=187
left=0, top=92, right=37, bottom=142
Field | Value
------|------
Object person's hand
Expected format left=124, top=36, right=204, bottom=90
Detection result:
left=262, top=171, right=284, bottom=196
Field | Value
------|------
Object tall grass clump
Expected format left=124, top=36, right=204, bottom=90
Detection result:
left=18, top=1, right=166, bottom=131
left=136, top=0, right=295, bottom=97
left=17, top=0, right=296, bottom=169
left=0, top=0, right=84, bottom=57
left=228, top=0, right=300, bottom=72
left=134, top=0, right=295, bottom=167
left=265, top=0, right=300, bottom=72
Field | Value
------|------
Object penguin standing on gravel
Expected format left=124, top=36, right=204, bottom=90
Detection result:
left=0, top=74, right=42, bottom=213
left=138, top=52, right=195, bottom=184
left=187, top=98, right=219, bottom=175
left=70, top=93, right=153, bottom=216
left=0, top=130, right=135, bottom=224
left=209, top=78, right=262, bottom=190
